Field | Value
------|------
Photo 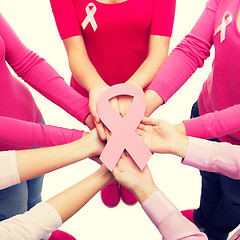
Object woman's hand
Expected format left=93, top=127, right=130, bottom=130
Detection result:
left=137, top=117, right=188, bottom=158
left=112, top=152, right=158, bottom=203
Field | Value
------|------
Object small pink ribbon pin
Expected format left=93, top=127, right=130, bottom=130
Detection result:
left=82, top=3, right=98, bottom=31
left=214, top=11, right=232, bottom=43
left=97, top=84, right=152, bottom=171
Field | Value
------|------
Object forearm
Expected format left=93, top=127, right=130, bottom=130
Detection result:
left=127, top=49, right=168, bottom=89
left=47, top=166, right=113, bottom=222
left=23, top=60, right=90, bottom=123
left=0, top=116, right=83, bottom=148
left=15, top=136, right=91, bottom=182
left=64, top=37, right=107, bottom=92
left=0, top=202, right=61, bottom=240
left=69, top=52, right=106, bottom=91
left=127, top=36, right=170, bottom=89
left=133, top=182, right=159, bottom=204
left=144, top=89, right=164, bottom=116
left=183, top=137, right=240, bottom=180
left=142, top=190, right=207, bottom=239
left=183, top=104, right=240, bottom=139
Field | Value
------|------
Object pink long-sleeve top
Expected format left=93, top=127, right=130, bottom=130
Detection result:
left=50, top=0, right=176, bottom=97
left=0, top=151, right=62, bottom=240
left=142, top=136, right=240, bottom=240
left=147, top=0, right=240, bottom=145
left=0, top=13, right=90, bottom=151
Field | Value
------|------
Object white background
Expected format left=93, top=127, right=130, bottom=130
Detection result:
left=1, top=0, right=230, bottom=239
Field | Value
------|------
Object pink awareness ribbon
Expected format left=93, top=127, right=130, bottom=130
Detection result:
left=97, top=84, right=152, bottom=171
left=214, top=11, right=232, bottom=43
left=82, top=3, right=98, bottom=31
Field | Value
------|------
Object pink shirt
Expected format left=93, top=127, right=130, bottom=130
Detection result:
left=147, top=0, right=240, bottom=145
left=0, top=13, right=89, bottom=151
left=50, top=0, right=176, bottom=97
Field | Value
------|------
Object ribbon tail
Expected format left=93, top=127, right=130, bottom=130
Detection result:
left=100, top=135, right=124, bottom=171
left=125, top=133, right=152, bottom=170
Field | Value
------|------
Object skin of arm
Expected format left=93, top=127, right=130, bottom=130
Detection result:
left=112, top=152, right=158, bottom=204
left=47, top=165, right=113, bottom=223
left=118, top=35, right=171, bottom=117
left=15, top=129, right=104, bottom=182
left=137, top=117, right=188, bottom=158
left=63, top=35, right=170, bottom=138
left=63, top=36, right=119, bottom=140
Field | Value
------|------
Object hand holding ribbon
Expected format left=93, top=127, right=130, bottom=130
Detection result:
left=97, top=84, right=152, bottom=171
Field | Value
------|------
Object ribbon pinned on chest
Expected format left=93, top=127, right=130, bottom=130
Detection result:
left=82, top=3, right=98, bottom=31
left=97, top=84, right=152, bottom=171
left=214, top=11, right=232, bottom=43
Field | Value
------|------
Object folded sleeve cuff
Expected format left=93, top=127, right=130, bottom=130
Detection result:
left=141, top=190, right=177, bottom=228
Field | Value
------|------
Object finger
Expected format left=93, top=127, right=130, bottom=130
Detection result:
left=137, top=123, right=146, bottom=131
left=112, top=167, right=121, bottom=180
left=136, top=128, right=144, bottom=137
left=89, top=103, right=100, bottom=123
left=141, top=117, right=159, bottom=126
left=95, top=120, right=106, bottom=140
left=104, top=127, right=111, bottom=141
left=110, top=97, right=120, bottom=114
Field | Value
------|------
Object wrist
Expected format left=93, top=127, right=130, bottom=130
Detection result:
left=126, top=80, right=143, bottom=90
left=96, top=166, right=114, bottom=184
left=144, top=90, right=163, bottom=116
left=133, top=183, right=159, bottom=204
left=171, top=134, right=188, bottom=158
left=89, top=81, right=108, bottom=92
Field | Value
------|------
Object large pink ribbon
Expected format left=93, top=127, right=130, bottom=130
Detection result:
left=97, top=84, right=152, bottom=171
left=214, top=11, right=232, bottom=43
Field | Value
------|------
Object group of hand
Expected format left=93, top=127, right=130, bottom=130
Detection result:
left=84, top=84, right=189, bottom=202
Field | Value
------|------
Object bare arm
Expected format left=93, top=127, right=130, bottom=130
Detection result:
left=15, top=129, right=104, bottom=182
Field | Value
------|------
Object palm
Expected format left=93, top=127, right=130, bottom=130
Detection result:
left=138, top=118, right=178, bottom=154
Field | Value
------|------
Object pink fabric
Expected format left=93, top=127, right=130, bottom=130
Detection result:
left=0, top=13, right=89, bottom=151
left=0, top=202, right=62, bottom=240
left=50, top=0, right=176, bottom=97
left=0, top=116, right=83, bottom=150
left=142, top=191, right=207, bottom=239
left=147, top=0, right=240, bottom=145
left=183, top=137, right=240, bottom=180
left=0, top=151, right=19, bottom=190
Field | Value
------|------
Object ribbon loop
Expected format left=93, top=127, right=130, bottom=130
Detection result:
left=214, top=11, right=232, bottom=43
left=97, top=84, right=152, bottom=171
left=82, top=3, right=98, bottom=31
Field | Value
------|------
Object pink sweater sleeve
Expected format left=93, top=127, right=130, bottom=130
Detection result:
left=0, top=202, right=62, bottom=240
left=183, top=104, right=240, bottom=140
left=0, top=13, right=89, bottom=123
left=0, top=151, right=20, bottom=190
left=142, top=191, right=207, bottom=239
left=0, top=116, right=83, bottom=148
left=146, top=0, right=218, bottom=102
left=183, top=137, right=240, bottom=180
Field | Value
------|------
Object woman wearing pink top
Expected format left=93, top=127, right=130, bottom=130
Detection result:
left=49, top=0, right=176, bottom=207
left=142, top=0, right=240, bottom=238
left=136, top=117, right=240, bottom=239
left=0, top=12, right=92, bottom=239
